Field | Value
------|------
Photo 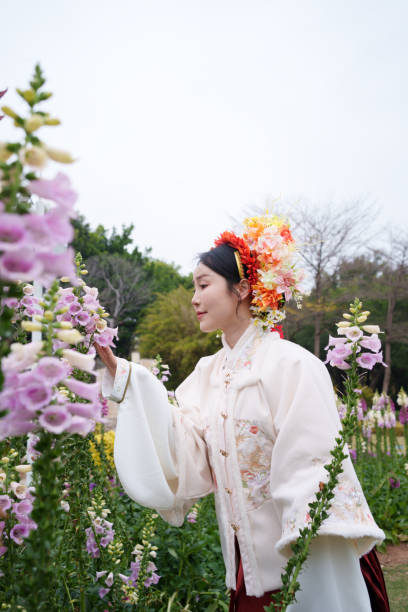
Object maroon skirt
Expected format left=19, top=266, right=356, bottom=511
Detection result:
left=229, top=547, right=389, bottom=611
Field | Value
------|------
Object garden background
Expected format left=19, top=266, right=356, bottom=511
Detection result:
left=0, top=1, right=408, bottom=610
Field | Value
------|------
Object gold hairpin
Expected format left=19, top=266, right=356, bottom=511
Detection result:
left=234, top=250, right=245, bottom=280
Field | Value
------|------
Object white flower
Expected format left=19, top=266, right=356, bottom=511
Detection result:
left=96, top=318, right=107, bottom=332
left=361, top=325, right=381, bottom=334
left=60, top=500, right=70, bottom=512
left=336, top=321, right=352, bottom=328
left=15, top=465, right=32, bottom=474
left=57, top=329, right=83, bottom=345
left=2, top=341, right=44, bottom=372
left=62, top=349, right=95, bottom=373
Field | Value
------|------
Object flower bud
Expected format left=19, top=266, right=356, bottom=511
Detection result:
left=361, top=325, right=381, bottom=334
left=45, top=146, right=75, bottom=164
left=57, top=306, right=69, bottom=314
left=44, top=117, right=61, bottom=126
left=20, top=146, right=48, bottom=168
left=342, top=313, right=352, bottom=320
left=59, top=321, right=73, bottom=329
left=1, top=106, right=18, bottom=119
left=361, top=311, right=370, bottom=316
left=23, top=284, right=34, bottom=295
left=60, top=277, right=71, bottom=283
left=80, top=269, right=88, bottom=275
left=17, top=88, right=36, bottom=103
left=33, top=315, right=43, bottom=322
left=44, top=310, right=54, bottom=321
left=1, top=457, right=10, bottom=464
left=25, top=114, right=44, bottom=133
left=57, top=329, right=83, bottom=345
left=21, top=320, right=42, bottom=332
left=0, top=142, right=12, bottom=162
left=336, top=321, right=352, bottom=328
left=356, top=315, right=367, bottom=323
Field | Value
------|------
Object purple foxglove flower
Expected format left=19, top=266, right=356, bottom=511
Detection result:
left=0, top=546, right=7, bottom=557
left=98, top=588, right=110, bottom=599
left=324, top=350, right=350, bottom=370
left=66, top=415, right=95, bottom=436
left=19, top=379, right=53, bottom=412
left=2, top=297, right=19, bottom=309
left=34, top=356, right=70, bottom=385
left=359, top=334, right=382, bottom=353
left=0, top=495, right=12, bottom=512
left=44, top=211, right=74, bottom=245
left=343, top=326, right=363, bottom=342
left=389, top=477, right=400, bottom=489
left=324, top=335, right=348, bottom=350
left=330, top=344, right=353, bottom=359
left=356, top=351, right=385, bottom=370
left=349, top=449, right=357, bottom=461
left=10, top=522, right=30, bottom=545
left=94, top=327, right=118, bottom=348
left=68, top=302, right=82, bottom=315
left=36, top=248, right=76, bottom=287
left=0, top=214, right=27, bottom=251
left=96, top=570, right=107, bottom=580
left=64, top=378, right=99, bottom=403
left=85, top=528, right=100, bottom=558
left=25, top=214, right=56, bottom=249
left=100, top=534, right=114, bottom=548
left=75, top=311, right=91, bottom=326
left=0, top=249, right=43, bottom=282
left=12, top=498, right=33, bottom=519
left=0, top=521, right=5, bottom=537
left=399, top=406, right=408, bottom=425
left=38, top=405, right=72, bottom=434
left=105, top=572, right=114, bottom=587
left=58, top=291, right=77, bottom=304
left=67, top=402, right=99, bottom=419
left=20, top=296, right=34, bottom=307
left=28, top=173, right=77, bottom=214
left=89, top=482, right=97, bottom=491
left=118, top=573, right=130, bottom=584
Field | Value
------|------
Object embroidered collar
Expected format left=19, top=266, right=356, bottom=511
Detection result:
left=221, top=319, right=265, bottom=364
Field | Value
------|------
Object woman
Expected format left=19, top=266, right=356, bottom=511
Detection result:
left=97, top=215, right=389, bottom=611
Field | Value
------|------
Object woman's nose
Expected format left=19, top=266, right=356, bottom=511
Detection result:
left=192, top=291, right=199, bottom=306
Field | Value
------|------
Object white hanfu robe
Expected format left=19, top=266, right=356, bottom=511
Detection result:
left=103, top=320, right=383, bottom=610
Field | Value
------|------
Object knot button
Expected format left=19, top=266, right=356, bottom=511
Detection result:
left=219, top=449, right=229, bottom=457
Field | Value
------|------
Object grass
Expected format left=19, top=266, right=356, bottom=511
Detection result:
left=384, top=565, right=408, bottom=611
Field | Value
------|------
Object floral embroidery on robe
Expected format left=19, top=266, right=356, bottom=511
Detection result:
left=284, top=473, right=376, bottom=535
left=234, top=419, right=273, bottom=510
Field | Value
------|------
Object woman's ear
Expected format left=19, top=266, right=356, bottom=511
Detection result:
left=237, top=279, right=251, bottom=300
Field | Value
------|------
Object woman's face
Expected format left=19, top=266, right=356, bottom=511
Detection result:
left=192, top=263, right=249, bottom=333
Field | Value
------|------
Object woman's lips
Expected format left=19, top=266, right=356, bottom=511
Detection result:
left=196, top=312, right=207, bottom=319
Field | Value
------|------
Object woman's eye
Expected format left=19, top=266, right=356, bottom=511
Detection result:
left=199, top=284, right=208, bottom=289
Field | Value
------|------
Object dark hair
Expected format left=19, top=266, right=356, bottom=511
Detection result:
left=198, top=243, right=247, bottom=291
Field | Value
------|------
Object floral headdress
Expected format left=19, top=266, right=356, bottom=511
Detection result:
left=214, top=214, right=304, bottom=330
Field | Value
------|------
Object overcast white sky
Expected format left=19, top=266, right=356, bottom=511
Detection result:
left=2, top=0, right=407, bottom=273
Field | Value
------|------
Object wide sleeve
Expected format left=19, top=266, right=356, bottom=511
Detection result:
left=287, top=536, right=371, bottom=611
left=264, top=348, right=384, bottom=557
left=102, top=358, right=213, bottom=526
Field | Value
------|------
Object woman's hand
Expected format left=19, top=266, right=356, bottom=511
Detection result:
left=95, top=344, right=117, bottom=378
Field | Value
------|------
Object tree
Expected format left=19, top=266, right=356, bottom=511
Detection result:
left=137, top=287, right=221, bottom=388
left=372, top=233, right=408, bottom=393
left=86, top=254, right=151, bottom=356
left=284, top=201, right=377, bottom=357
left=72, top=215, right=146, bottom=263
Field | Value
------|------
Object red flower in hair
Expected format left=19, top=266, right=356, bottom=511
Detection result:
left=214, top=231, right=258, bottom=286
